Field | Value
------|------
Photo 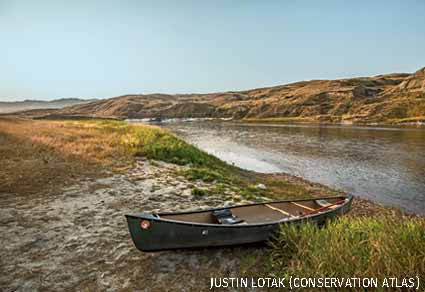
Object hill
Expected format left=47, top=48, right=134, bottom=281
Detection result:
left=0, top=98, right=97, bottom=114
left=28, top=67, right=425, bottom=124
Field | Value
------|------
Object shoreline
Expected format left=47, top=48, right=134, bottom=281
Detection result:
left=3, top=111, right=425, bottom=128
left=1, top=117, right=423, bottom=291
left=240, top=116, right=425, bottom=127
left=1, top=116, right=421, bottom=216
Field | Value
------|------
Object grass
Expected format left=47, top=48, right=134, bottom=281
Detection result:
left=265, top=216, right=425, bottom=281
left=0, top=118, right=113, bottom=196
left=121, top=123, right=224, bottom=166
left=191, top=187, right=208, bottom=198
left=1, top=118, right=220, bottom=196
left=1, top=118, right=326, bottom=201
left=181, top=165, right=336, bottom=201
left=0, top=118, right=224, bottom=168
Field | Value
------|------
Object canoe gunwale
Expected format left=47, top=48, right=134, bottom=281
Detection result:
left=125, top=195, right=353, bottom=229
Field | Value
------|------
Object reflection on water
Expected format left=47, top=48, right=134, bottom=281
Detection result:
left=161, top=121, right=425, bottom=214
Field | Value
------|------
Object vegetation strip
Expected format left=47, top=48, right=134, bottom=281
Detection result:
left=265, top=217, right=425, bottom=281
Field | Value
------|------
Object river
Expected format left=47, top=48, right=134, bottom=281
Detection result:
left=155, top=121, right=425, bottom=214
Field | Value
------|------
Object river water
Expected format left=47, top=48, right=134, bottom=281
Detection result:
left=158, top=121, right=425, bottom=214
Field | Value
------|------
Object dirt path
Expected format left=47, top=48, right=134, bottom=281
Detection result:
left=0, top=159, right=263, bottom=292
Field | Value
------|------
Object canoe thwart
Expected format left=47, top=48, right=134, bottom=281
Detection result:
left=265, top=203, right=297, bottom=218
left=291, top=202, right=316, bottom=211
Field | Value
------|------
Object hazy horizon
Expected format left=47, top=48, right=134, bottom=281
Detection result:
left=0, top=97, right=97, bottom=103
left=1, top=0, right=425, bottom=102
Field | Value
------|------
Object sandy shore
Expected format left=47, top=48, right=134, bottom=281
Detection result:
left=0, top=159, right=264, bottom=292
left=0, top=156, right=409, bottom=292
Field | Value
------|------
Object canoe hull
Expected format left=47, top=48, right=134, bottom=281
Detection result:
left=126, top=215, right=278, bottom=251
left=125, top=196, right=352, bottom=251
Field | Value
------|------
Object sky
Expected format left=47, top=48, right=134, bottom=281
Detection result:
left=1, top=0, right=425, bottom=101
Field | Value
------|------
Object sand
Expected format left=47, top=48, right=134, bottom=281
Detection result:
left=0, top=159, right=259, bottom=292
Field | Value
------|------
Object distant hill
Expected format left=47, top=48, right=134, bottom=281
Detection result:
left=20, top=67, right=425, bottom=124
left=0, top=98, right=97, bottom=114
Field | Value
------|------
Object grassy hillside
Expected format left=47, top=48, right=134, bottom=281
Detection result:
left=27, top=67, right=425, bottom=124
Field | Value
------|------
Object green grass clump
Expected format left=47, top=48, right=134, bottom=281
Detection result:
left=191, top=188, right=208, bottom=198
left=127, top=127, right=225, bottom=166
left=266, top=216, right=425, bottom=279
left=185, top=167, right=224, bottom=182
left=183, top=166, right=269, bottom=200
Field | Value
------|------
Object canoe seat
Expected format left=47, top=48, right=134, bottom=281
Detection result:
left=212, top=209, right=244, bottom=225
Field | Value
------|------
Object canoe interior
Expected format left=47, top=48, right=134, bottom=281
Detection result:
left=160, top=197, right=346, bottom=224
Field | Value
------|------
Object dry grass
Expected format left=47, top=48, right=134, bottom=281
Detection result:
left=0, top=118, right=177, bottom=196
left=0, top=119, right=110, bottom=196
left=0, top=118, right=134, bottom=164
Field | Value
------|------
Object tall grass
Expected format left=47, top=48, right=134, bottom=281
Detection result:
left=266, top=216, right=425, bottom=280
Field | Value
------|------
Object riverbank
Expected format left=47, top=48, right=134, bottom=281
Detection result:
left=0, top=118, right=423, bottom=291
left=12, top=110, right=425, bottom=127
left=0, top=117, right=342, bottom=202
left=241, top=116, right=425, bottom=127
left=0, top=117, right=411, bottom=216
